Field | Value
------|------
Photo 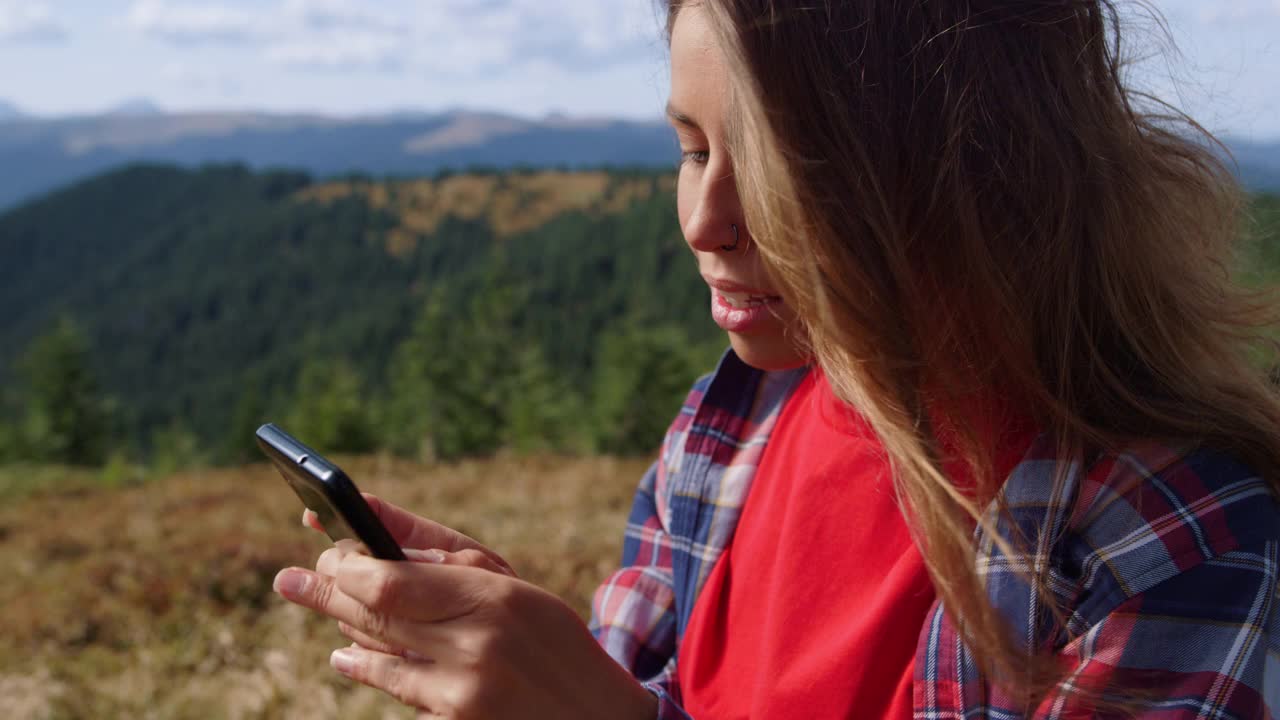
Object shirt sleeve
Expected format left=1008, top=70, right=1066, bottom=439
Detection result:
left=589, top=447, right=693, bottom=718
left=641, top=657, right=694, bottom=720
left=1032, top=539, right=1279, bottom=719
left=589, top=363, right=736, bottom=720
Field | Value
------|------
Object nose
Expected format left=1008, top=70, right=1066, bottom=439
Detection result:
left=683, top=160, right=744, bottom=254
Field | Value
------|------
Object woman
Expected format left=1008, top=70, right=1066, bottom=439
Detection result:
left=273, top=0, right=1280, bottom=717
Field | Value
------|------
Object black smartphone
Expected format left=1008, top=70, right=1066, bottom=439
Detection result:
left=255, top=423, right=406, bottom=561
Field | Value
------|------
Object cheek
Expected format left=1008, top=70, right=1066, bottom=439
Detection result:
left=676, top=175, right=695, bottom=242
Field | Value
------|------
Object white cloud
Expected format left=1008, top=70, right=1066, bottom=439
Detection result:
left=162, top=62, right=240, bottom=95
left=281, top=0, right=401, bottom=33
left=266, top=30, right=405, bottom=72
left=0, top=1, right=66, bottom=44
left=126, top=0, right=267, bottom=44
left=124, top=0, right=409, bottom=73
left=385, top=0, right=663, bottom=80
left=1198, top=0, right=1280, bottom=25
left=420, top=0, right=662, bottom=67
left=117, top=0, right=666, bottom=75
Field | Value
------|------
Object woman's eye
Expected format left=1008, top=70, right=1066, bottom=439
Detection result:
left=680, top=150, right=710, bottom=166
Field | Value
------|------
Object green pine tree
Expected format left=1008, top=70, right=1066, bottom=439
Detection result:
left=148, top=421, right=205, bottom=476
left=17, top=316, right=111, bottom=465
left=285, top=358, right=375, bottom=454
left=383, top=284, right=507, bottom=461
left=503, top=343, right=588, bottom=454
left=222, top=380, right=269, bottom=465
left=590, top=324, right=705, bottom=456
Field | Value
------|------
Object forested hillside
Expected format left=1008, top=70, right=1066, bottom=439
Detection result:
left=0, top=165, right=719, bottom=465
left=1, top=164, right=1277, bottom=470
left=1244, top=193, right=1280, bottom=288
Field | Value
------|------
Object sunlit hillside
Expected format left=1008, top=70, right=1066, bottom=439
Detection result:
left=0, top=454, right=649, bottom=719
left=0, top=165, right=712, bottom=466
left=296, top=170, right=677, bottom=241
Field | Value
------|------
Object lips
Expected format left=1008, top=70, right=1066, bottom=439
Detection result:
left=703, top=276, right=781, bottom=299
left=717, top=290, right=780, bottom=309
left=704, top=276, right=784, bottom=332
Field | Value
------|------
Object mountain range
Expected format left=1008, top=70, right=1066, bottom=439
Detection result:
left=0, top=100, right=23, bottom=121
left=0, top=103, right=678, bottom=211
left=2, top=99, right=1277, bottom=211
left=1235, top=140, right=1280, bottom=192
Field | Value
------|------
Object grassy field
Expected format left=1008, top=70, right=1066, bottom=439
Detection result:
left=0, top=454, right=649, bottom=719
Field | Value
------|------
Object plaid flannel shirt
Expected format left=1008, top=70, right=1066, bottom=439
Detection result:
left=589, top=349, right=1280, bottom=719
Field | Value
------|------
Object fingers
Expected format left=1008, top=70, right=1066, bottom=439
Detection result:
left=362, top=494, right=518, bottom=577
left=302, top=508, right=325, bottom=533
left=334, top=554, right=494, bottom=624
left=404, top=548, right=515, bottom=577
left=304, top=496, right=454, bottom=552
left=317, top=547, right=343, bottom=577
left=337, top=625, right=412, bottom=658
left=318, top=546, right=500, bottom=654
left=317, top=548, right=508, bottom=656
left=362, top=494, right=473, bottom=551
left=447, top=549, right=516, bottom=576
left=318, top=540, right=509, bottom=580
left=316, top=539, right=367, bottom=576
left=306, top=494, right=516, bottom=575
left=275, top=559, right=487, bottom=637
left=329, top=647, right=439, bottom=711
left=274, top=566, right=415, bottom=647
left=329, top=646, right=472, bottom=715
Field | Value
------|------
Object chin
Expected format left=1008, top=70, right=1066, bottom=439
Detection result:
left=727, top=333, right=808, bottom=371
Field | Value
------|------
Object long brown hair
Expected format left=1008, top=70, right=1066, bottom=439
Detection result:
left=666, top=0, right=1280, bottom=705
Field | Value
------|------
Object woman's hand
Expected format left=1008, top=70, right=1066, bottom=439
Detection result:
left=277, top=499, right=658, bottom=719
left=302, top=494, right=518, bottom=658
left=273, top=552, right=658, bottom=719
left=302, top=494, right=517, bottom=577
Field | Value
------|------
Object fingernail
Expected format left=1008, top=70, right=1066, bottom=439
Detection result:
left=406, top=548, right=446, bottom=563
left=273, top=569, right=310, bottom=598
left=330, top=648, right=357, bottom=676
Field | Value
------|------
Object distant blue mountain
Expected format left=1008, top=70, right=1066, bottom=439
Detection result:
left=105, top=98, right=165, bottom=117
left=0, top=109, right=678, bottom=210
left=1226, top=138, right=1280, bottom=194
left=0, top=99, right=23, bottom=121
left=0, top=106, right=1274, bottom=211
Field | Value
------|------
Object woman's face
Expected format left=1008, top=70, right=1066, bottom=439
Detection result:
left=668, top=6, right=806, bottom=371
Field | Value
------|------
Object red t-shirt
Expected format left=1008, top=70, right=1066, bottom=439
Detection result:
left=678, top=369, right=1035, bottom=718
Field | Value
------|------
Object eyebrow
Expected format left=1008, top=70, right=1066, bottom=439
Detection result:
left=665, top=102, right=700, bottom=129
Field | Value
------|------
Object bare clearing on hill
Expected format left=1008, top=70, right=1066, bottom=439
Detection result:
left=295, top=171, right=662, bottom=254
left=0, top=454, right=648, bottom=719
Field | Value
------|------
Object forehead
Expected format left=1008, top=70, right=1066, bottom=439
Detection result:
left=669, top=6, right=727, bottom=123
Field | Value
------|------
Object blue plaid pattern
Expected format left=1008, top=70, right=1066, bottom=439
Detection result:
left=589, top=350, right=1280, bottom=718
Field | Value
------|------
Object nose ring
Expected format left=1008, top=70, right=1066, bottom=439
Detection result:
left=720, top=224, right=740, bottom=252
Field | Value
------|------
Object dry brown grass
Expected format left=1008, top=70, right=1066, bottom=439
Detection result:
left=293, top=171, right=672, bottom=254
left=0, top=454, right=648, bottom=719
left=487, top=172, right=611, bottom=236
left=597, top=178, right=655, bottom=215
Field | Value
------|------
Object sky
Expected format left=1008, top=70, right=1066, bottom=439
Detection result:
left=0, top=0, right=1277, bottom=140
